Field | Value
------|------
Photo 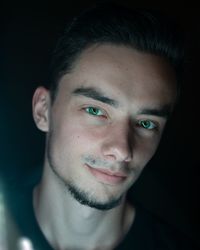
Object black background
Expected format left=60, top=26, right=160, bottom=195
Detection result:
left=1, top=0, right=199, bottom=245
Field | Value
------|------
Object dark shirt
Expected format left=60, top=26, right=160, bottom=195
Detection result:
left=4, top=169, right=199, bottom=250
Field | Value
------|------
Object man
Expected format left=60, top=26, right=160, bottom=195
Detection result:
left=5, top=3, right=198, bottom=250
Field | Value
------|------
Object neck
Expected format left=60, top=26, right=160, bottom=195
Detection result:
left=33, top=166, right=135, bottom=250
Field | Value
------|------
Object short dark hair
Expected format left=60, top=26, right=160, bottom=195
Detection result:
left=48, top=2, right=184, bottom=101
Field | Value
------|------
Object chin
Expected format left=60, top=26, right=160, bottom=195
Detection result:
left=66, top=180, right=124, bottom=210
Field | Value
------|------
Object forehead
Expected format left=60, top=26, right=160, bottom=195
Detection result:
left=57, top=44, right=177, bottom=108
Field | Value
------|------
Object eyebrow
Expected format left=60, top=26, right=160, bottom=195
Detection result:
left=72, top=87, right=119, bottom=107
left=138, top=105, right=172, bottom=119
left=72, top=86, right=172, bottom=119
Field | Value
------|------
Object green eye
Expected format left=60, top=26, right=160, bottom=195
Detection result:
left=85, top=107, right=104, bottom=116
left=139, top=120, right=157, bottom=130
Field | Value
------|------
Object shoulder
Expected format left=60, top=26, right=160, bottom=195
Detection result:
left=136, top=203, right=199, bottom=250
left=118, top=201, right=199, bottom=250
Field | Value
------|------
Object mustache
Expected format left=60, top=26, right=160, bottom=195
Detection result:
left=82, top=155, right=131, bottom=173
left=83, top=155, right=112, bottom=168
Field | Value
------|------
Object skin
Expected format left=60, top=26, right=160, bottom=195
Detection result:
left=32, top=44, right=177, bottom=249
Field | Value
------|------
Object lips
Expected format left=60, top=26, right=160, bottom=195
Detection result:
left=85, top=164, right=127, bottom=185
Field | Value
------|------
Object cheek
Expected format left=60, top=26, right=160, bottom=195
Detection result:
left=53, top=122, right=103, bottom=154
left=133, top=137, right=161, bottom=166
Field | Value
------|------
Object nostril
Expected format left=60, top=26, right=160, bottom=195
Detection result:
left=124, top=155, right=132, bottom=162
left=102, top=143, right=132, bottom=163
left=103, top=153, right=117, bottom=162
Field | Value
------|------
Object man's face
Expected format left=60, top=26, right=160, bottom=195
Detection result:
left=34, top=44, right=177, bottom=210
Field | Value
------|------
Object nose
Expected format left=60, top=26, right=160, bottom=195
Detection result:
left=101, top=121, right=133, bottom=163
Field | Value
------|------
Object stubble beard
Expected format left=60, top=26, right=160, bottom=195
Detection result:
left=46, top=132, right=123, bottom=210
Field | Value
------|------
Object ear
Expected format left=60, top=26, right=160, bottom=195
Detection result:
left=32, top=86, right=50, bottom=132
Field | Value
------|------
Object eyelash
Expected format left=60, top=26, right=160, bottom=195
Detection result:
left=84, top=106, right=107, bottom=118
left=83, top=106, right=159, bottom=131
left=137, top=120, right=158, bottom=131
